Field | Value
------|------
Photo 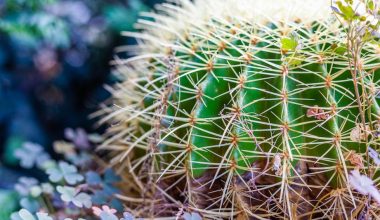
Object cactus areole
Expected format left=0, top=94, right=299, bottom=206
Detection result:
left=102, top=0, right=380, bottom=218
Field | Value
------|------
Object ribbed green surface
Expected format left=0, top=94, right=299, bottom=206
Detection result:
left=136, top=20, right=380, bottom=188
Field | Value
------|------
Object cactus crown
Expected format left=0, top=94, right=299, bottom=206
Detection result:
left=101, top=0, right=380, bottom=219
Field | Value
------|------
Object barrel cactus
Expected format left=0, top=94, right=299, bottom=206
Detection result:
left=100, top=0, right=380, bottom=218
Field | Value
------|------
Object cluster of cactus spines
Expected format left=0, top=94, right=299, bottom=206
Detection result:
left=100, top=0, right=380, bottom=218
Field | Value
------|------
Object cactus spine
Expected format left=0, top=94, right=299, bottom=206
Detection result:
left=101, top=0, right=380, bottom=219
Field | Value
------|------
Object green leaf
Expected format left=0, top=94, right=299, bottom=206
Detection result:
left=336, top=1, right=356, bottom=20
left=335, top=45, right=348, bottom=55
left=329, top=43, right=347, bottom=55
left=368, top=0, right=375, bottom=11
left=281, top=37, right=298, bottom=51
left=285, top=54, right=305, bottom=67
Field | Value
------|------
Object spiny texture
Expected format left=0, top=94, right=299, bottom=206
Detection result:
left=100, top=0, right=380, bottom=219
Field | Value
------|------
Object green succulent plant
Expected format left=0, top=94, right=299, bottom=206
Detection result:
left=101, top=0, right=380, bottom=219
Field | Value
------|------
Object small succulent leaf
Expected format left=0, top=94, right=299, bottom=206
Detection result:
left=46, top=167, right=63, bottom=183
left=36, top=154, right=52, bottom=170
left=103, top=184, right=119, bottom=195
left=64, top=128, right=76, bottom=140
left=65, top=128, right=90, bottom=149
left=91, top=190, right=108, bottom=204
left=38, top=159, right=56, bottom=171
left=59, top=162, right=84, bottom=185
left=104, top=169, right=121, bottom=183
left=66, top=152, right=91, bottom=166
left=47, top=161, right=83, bottom=184
left=53, top=141, right=75, bottom=155
left=109, top=198, right=123, bottom=211
left=29, top=186, right=42, bottom=197
left=64, top=172, right=84, bottom=185
left=56, top=186, right=76, bottom=203
left=99, top=212, right=118, bottom=220
left=72, top=192, right=92, bottom=208
left=36, top=213, right=53, bottom=220
left=121, top=212, right=134, bottom=220
left=15, top=177, right=38, bottom=196
left=63, top=218, right=86, bottom=220
left=74, top=128, right=90, bottom=148
left=14, top=142, right=50, bottom=169
left=85, top=171, right=102, bottom=185
left=56, top=186, right=91, bottom=208
left=93, top=205, right=117, bottom=217
left=11, top=212, right=23, bottom=220
left=183, top=212, right=202, bottom=220
left=18, top=209, right=36, bottom=220
left=41, top=183, right=54, bottom=195
left=20, top=198, right=39, bottom=213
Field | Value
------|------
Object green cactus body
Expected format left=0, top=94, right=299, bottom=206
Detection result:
left=103, top=0, right=380, bottom=218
